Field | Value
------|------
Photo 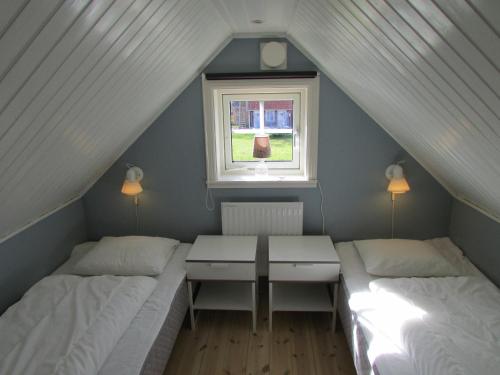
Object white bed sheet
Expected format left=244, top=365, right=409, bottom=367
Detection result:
left=0, top=274, right=157, bottom=375
left=54, top=242, right=190, bottom=375
left=369, top=275, right=500, bottom=375
left=336, top=237, right=485, bottom=375
left=99, top=243, right=190, bottom=375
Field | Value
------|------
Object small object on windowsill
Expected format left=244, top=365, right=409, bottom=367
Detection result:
left=253, top=134, right=271, bottom=177
left=253, top=134, right=271, bottom=158
left=254, top=159, right=269, bottom=176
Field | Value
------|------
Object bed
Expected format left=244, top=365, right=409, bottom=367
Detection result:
left=336, top=237, right=500, bottom=375
left=0, top=240, right=191, bottom=375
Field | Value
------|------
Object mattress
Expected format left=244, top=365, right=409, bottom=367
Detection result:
left=336, top=241, right=379, bottom=375
left=55, top=242, right=191, bottom=375
left=336, top=237, right=482, bottom=375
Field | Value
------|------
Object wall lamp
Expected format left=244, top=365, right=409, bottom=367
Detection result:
left=121, top=164, right=143, bottom=205
left=385, top=163, right=410, bottom=238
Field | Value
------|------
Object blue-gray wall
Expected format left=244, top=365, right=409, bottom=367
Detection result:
left=0, top=200, right=87, bottom=313
left=83, top=39, right=452, bottom=243
left=450, top=199, right=500, bottom=286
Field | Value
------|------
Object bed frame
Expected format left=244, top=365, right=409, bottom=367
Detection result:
left=338, top=276, right=380, bottom=375
left=139, top=282, right=189, bottom=375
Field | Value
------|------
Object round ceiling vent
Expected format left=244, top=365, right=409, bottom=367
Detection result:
left=261, top=42, right=287, bottom=69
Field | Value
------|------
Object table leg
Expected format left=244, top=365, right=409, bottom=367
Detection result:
left=255, top=276, right=259, bottom=307
left=188, top=280, right=196, bottom=330
left=268, top=282, right=273, bottom=332
left=332, top=282, right=339, bottom=332
left=252, top=282, right=257, bottom=333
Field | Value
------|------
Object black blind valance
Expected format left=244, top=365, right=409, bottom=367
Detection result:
left=204, top=71, right=318, bottom=80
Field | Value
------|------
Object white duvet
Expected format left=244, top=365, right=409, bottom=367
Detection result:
left=353, top=276, right=500, bottom=375
left=0, top=274, right=157, bottom=375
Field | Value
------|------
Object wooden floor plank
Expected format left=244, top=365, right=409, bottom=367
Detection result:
left=332, top=327, right=357, bottom=375
left=162, top=326, right=190, bottom=375
left=270, top=311, right=296, bottom=375
left=164, top=311, right=214, bottom=375
left=164, top=285, right=356, bottom=375
left=224, top=311, right=252, bottom=374
left=309, top=313, right=340, bottom=375
left=288, top=312, right=317, bottom=375
left=245, top=296, right=270, bottom=375
left=198, top=310, right=228, bottom=375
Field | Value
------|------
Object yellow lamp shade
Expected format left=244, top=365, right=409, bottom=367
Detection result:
left=387, top=177, right=410, bottom=194
left=121, top=180, right=143, bottom=196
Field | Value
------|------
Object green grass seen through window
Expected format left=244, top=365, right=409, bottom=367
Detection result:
left=231, top=133, right=293, bottom=161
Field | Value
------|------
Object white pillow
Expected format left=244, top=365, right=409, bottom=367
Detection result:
left=54, top=242, right=98, bottom=275
left=74, top=236, right=179, bottom=276
left=354, top=239, right=459, bottom=277
left=71, top=241, right=98, bottom=258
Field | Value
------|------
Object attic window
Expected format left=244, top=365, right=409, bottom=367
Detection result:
left=202, top=75, right=319, bottom=188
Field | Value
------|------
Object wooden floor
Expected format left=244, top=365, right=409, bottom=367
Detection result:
left=164, top=285, right=356, bottom=375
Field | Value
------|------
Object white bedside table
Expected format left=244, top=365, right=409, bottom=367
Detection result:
left=268, top=235, right=340, bottom=332
left=185, top=235, right=258, bottom=332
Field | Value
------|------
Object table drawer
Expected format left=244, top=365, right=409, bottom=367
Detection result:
left=186, top=262, right=255, bottom=281
left=269, top=263, right=340, bottom=282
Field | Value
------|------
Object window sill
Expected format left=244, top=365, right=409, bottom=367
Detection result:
left=207, top=176, right=317, bottom=189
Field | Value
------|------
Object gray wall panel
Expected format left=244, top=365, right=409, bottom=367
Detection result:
left=0, top=200, right=87, bottom=314
left=450, top=199, right=500, bottom=286
left=84, top=39, right=451, bottom=243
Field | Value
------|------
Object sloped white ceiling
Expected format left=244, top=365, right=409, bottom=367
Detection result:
left=1, top=0, right=499, bottom=240
left=0, top=0, right=230, bottom=240
left=287, top=0, right=500, bottom=221
left=210, top=0, right=299, bottom=34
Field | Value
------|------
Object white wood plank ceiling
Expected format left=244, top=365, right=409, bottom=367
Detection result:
left=287, top=0, right=500, bottom=221
left=0, top=0, right=499, bottom=240
left=0, top=0, right=230, bottom=240
left=210, top=0, right=299, bottom=34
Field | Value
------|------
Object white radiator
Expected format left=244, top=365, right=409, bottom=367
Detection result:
left=221, top=202, right=303, bottom=275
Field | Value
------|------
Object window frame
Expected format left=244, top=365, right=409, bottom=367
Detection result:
left=202, top=75, right=319, bottom=188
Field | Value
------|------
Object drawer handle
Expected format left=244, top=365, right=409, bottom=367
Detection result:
left=293, top=263, right=314, bottom=267
left=208, top=263, right=229, bottom=268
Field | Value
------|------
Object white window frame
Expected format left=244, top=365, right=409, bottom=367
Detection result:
left=202, top=75, right=319, bottom=188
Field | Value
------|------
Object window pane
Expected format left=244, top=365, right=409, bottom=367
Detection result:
left=230, top=100, right=293, bottom=162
